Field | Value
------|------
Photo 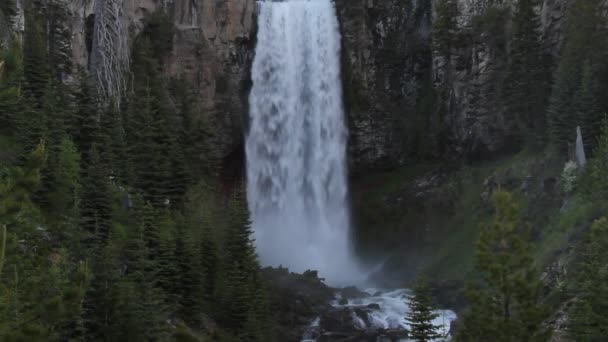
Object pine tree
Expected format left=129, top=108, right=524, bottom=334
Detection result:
left=0, top=142, right=45, bottom=226
left=119, top=214, right=171, bottom=342
left=0, top=0, right=17, bottom=17
left=504, top=0, right=550, bottom=149
left=0, top=41, right=24, bottom=134
left=154, top=210, right=180, bottom=306
left=79, top=145, right=113, bottom=245
left=200, top=222, right=219, bottom=312
left=218, top=189, right=271, bottom=340
left=82, top=242, right=120, bottom=340
left=48, top=137, right=81, bottom=217
left=22, top=2, right=50, bottom=106
left=433, top=0, right=458, bottom=60
left=568, top=218, right=608, bottom=341
left=175, top=217, right=204, bottom=325
left=583, top=119, right=608, bottom=200
left=548, top=0, right=606, bottom=150
left=71, top=71, right=101, bottom=161
left=406, top=276, right=442, bottom=342
left=573, top=61, right=602, bottom=151
left=458, top=190, right=550, bottom=342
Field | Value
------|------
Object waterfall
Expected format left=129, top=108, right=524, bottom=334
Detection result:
left=246, top=0, right=362, bottom=285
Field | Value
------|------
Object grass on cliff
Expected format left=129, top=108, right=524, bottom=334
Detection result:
left=351, top=149, right=582, bottom=299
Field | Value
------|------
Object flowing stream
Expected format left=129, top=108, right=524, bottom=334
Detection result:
left=246, top=0, right=362, bottom=285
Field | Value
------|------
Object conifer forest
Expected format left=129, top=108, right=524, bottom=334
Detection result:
left=2, top=0, right=608, bottom=341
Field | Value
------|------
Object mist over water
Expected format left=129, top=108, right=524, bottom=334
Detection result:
left=246, top=0, right=363, bottom=286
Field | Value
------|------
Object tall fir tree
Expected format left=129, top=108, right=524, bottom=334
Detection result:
left=79, top=145, right=113, bottom=245
left=504, top=0, right=550, bottom=149
left=548, top=0, right=607, bottom=150
left=573, top=60, right=602, bottom=151
left=568, top=218, right=608, bottom=341
left=458, top=190, right=549, bottom=342
left=406, top=276, right=442, bottom=342
left=22, top=1, right=50, bottom=106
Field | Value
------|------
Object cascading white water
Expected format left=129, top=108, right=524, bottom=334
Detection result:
left=246, top=0, right=362, bottom=285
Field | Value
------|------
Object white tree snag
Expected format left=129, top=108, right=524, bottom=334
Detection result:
left=90, top=0, right=129, bottom=108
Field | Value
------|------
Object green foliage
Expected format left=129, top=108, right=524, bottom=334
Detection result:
left=79, top=145, right=112, bottom=244
left=0, top=0, right=17, bottom=18
left=581, top=120, right=608, bottom=200
left=573, top=61, right=602, bottom=147
left=567, top=218, right=608, bottom=341
left=0, top=5, right=270, bottom=341
left=0, top=42, right=24, bottom=135
left=433, top=0, right=458, bottom=58
left=141, top=11, right=175, bottom=62
left=503, top=0, right=551, bottom=149
left=218, top=190, right=272, bottom=340
left=548, top=0, right=607, bottom=150
left=22, top=3, right=50, bottom=105
left=0, top=142, right=45, bottom=225
left=561, top=161, right=579, bottom=194
left=406, top=276, right=442, bottom=342
left=457, top=190, right=550, bottom=342
left=472, top=6, right=510, bottom=52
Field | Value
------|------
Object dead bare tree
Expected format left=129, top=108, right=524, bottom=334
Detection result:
left=90, top=0, right=129, bottom=108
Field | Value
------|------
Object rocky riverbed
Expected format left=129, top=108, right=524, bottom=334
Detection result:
left=263, top=268, right=456, bottom=342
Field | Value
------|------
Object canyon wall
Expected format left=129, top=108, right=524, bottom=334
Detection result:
left=0, top=0, right=579, bottom=170
left=2, top=0, right=256, bottom=158
left=336, top=0, right=570, bottom=172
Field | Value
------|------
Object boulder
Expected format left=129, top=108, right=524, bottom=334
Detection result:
left=341, top=286, right=371, bottom=300
left=366, top=303, right=381, bottom=310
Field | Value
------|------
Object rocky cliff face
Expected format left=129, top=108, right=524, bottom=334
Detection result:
left=59, top=0, right=255, bottom=158
left=336, top=0, right=570, bottom=172
left=1, top=0, right=575, bottom=171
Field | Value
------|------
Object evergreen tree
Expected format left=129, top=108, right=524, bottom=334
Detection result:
left=22, top=2, right=50, bottom=106
left=119, top=215, right=171, bottom=342
left=219, top=189, right=271, bottom=340
left=0, top=0, right=17, bottom=18
left=82, top=242, right=120, bottom=341
left=48, top=137, right=81, bottom=217
left=573, top=61, right=602, bottom=150
left=568, top=218, right=608, bottom=341
left=71, top=71, right=101, bottom=162
left=504, top=0, right=550, bottom=148
left=458, top=190, right=550, bottom=342
left=406, top=276, right=442, bottom=342
left=200, top=222, right=219, bottom=312
left=0, top=142, right=45, bottom=227
left=175, top=217, right=203, bottom=325
left=548, top=0, right=606, bottom=150
left=155, top=211, right=179, bottom=305
left=582, top=119, right=608, bottom=200
left=79, top=146, right=113, bottom=245
left=433, top=0, right=458, bottom=60
left=0, top=41, right=23, bottom=134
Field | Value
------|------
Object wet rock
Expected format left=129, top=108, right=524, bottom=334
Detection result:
left=366, top=303, right=381, bottom=310
left=317, top=329, right=409, bottom=342
left=341, top=286, right=371, bottom=300
left=320, top=308, right=357, bottom=333
left=262, top=267, right=335, bottom=342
